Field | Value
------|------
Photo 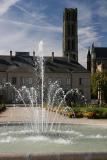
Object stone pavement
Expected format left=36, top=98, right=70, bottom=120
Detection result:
left=0, top=107, right=107, bottom=126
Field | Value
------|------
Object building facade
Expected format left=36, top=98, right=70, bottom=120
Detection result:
left=0, top=8, right=91, bottom=103
left=87, top=43, right=107, bottom=74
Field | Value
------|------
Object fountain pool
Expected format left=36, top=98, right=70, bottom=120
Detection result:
left=0, top=123, right=107, bottom=154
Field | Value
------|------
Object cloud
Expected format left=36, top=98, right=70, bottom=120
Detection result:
left=94, top=0, right=107, bottom=34
left=0, top=18, right=62, bottom=33
left=0, top=1, right=62, bottom=56
left=0, top=0, right=20, bottom=16
left=0, top=17, right=62, bottom=57
left=78, top=26, right=102, bottom=67
left=14, top=4, right=47, bottom=24
left=96, top=0, right=107, bottom=17
left=78, top=26, right=102, bottom=46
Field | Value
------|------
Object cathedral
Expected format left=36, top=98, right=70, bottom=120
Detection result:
left=87, top=43, right=107, bottom=74
left=0, top=8, right=90, bottom=103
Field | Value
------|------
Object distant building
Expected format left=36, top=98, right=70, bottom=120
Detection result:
left=87, top=43, right=107, bottom=73
left=0, top=8, right=90, bottom=103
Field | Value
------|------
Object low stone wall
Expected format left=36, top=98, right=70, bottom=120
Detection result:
left=0, top=152, right=107, bottom=160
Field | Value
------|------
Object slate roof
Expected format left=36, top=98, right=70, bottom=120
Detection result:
left=94, top=47, right=107, bottom=59
left=0, top=52, right=88, bottom=73
left=44, top=57, right=88, bottom=73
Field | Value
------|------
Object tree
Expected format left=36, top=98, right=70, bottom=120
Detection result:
left=91, top=71, right=107, bottom=103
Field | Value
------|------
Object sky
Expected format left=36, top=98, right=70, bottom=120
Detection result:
left=0, top=0, right=107, bottom=67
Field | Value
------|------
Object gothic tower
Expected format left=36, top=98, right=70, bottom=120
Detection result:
left=87, top=48, right=91, bottom=72
left=63, top=8, right=78, bottom=61
left=91, top=43, right=96, bottom=74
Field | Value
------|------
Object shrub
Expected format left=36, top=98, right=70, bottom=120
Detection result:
left=72, top=107, right=84, bottom=118
left=85, top=107, right=107, bottom=119
left=0, top=103, right=6, bottom=113
left=67, top=112, right=73, bottom=118
left=102, top=111, right=107, bottom=118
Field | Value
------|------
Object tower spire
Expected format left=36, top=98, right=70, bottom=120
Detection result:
left=63, top=8, right=78, bottom=61
left=91, top=43, right=96, bottom=74
left=87, top=47, right=91, bottom=72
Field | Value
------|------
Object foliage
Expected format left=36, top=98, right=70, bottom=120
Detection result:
left=0, top=103, right=6, bottom=113
left=73, top=107, right=84, bottom=118
left=84, top=106, right=107, bottom=119
left=65, top=89, right=86, bottom=107
left=48, top=103, right=107, bottom=119
left=91, top=71, right=107, bottom=102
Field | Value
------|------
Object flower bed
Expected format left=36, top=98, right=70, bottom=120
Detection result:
left=47, top=105, right=107, bottom=119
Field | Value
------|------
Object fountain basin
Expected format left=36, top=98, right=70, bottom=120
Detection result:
left=0, top=152, right=107, bottom=160
left=0, top=123, right=107, bottom=154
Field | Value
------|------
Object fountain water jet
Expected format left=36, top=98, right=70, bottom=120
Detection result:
left=37, top=40, right=44, bottom=132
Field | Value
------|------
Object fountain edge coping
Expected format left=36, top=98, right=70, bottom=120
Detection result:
left=0, top=152, right=107, bottom=160
left=0, top=120, right=107, bottom=126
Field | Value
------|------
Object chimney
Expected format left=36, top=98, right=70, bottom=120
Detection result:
left=33, top=51, right=35, bottom=61
left=10, top=50, right=12, bottom=59
left=52, top=52, right=54, bottom=62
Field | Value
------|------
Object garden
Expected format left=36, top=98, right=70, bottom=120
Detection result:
left=46, top=105, right=107, bottom=119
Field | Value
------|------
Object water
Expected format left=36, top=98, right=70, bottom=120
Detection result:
left=0, top=124, right=107, bottom=153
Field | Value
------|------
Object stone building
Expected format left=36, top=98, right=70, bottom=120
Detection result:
left=0, top=8, right=90, bottom=103
left=87, top=43, right=107, bottom=74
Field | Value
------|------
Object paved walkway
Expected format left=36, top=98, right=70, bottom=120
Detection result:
left=0, top=107, right=107, bottom=126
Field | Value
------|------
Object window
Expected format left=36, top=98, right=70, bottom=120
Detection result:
left=67, top=39, right=71, bottom=50
left=28, top=78, right=33, bottom=85
left=57, top=79, right=62, bottom=85
left=0, top=78, right=6, bottom=84
left=72, top=12, right=76, bottom=21
left=72, top=24, right=75, bottom=35
left=79, top=78, right=82, bottom=85
left=66, top=12, right=70, bottom=21
left=20, top=77, right=32, bottom=85
left=67, top=25, right=71, bottom=36
left=73, top=54, right=76, bottom=60
left=67, top=78, right=71, bottom=85
left=12, top=77, right=16, bottom=85
left=80, top=89, right=84, bottom=95
left=2, top=78, right=6, bottom=84
left=20, top=77, right=23, bottom=86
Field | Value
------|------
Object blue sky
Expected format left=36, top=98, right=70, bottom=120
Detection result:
left=0, top=0, right=107, bottom=67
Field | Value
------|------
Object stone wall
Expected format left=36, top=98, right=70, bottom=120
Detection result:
left=0, top=70, right=91, bottom=103
left=72, top=72, right=91, bottom=102
left=45, top=72, right=72, bottom=90
left=0, top=153, right=107, bottom=160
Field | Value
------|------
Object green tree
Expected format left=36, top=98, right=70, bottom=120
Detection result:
left=91, top=71, right=107, bottom=102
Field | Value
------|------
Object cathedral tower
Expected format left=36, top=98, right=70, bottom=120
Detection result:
left=63, top=8, right=78, bottom=61
left=91, top=43, right=96, bottom=74
left=87, top=48, right=91, bottom=72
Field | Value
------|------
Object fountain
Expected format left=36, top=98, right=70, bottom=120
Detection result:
left=0, top=41, right=107, bottom=159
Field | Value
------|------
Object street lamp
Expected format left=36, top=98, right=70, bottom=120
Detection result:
left=98, top=81, right=102, bottom=105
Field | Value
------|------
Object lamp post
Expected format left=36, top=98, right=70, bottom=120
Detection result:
left=98, top=81, right=102, bottom=105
